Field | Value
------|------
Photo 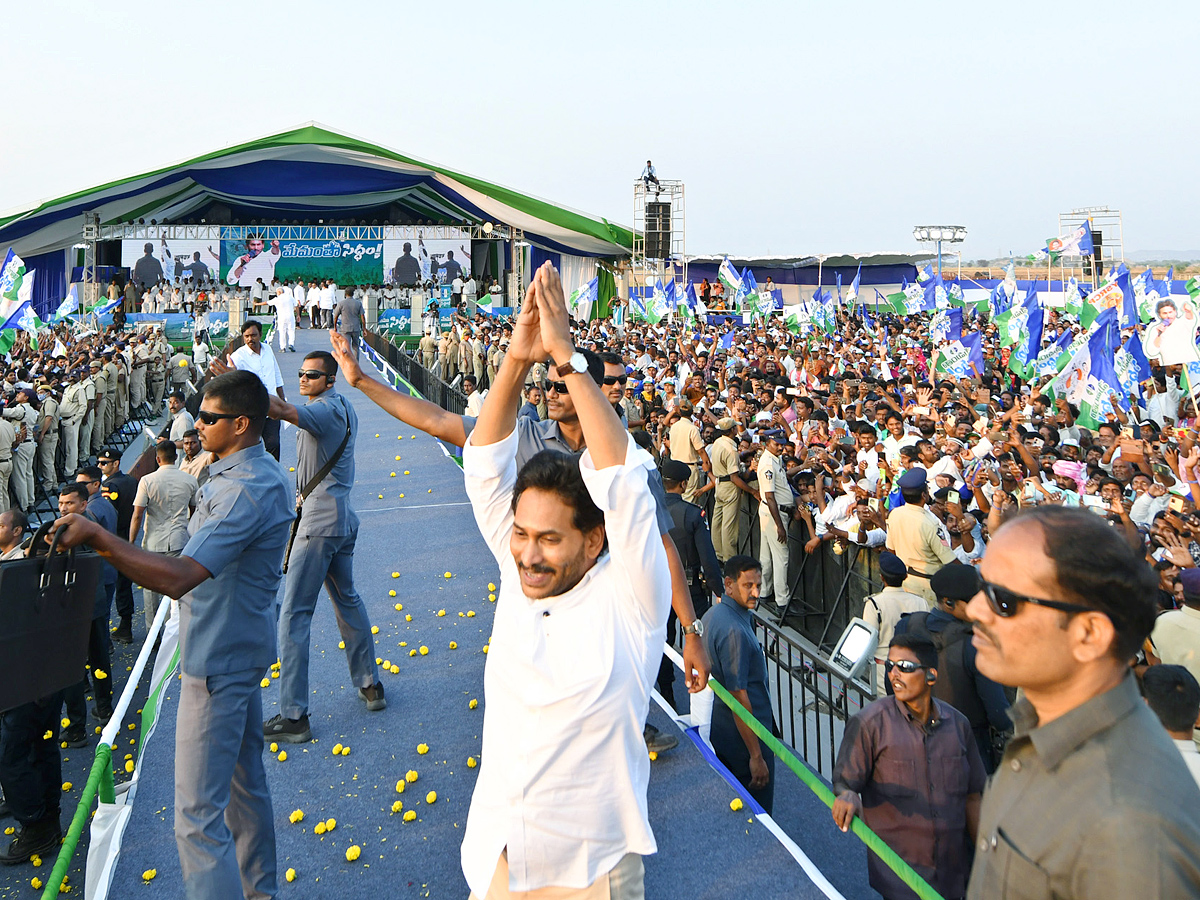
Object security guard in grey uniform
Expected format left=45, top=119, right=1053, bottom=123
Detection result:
left=657, top=458, right=723, bottom=712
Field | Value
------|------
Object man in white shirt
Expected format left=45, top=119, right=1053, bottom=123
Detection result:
left=165, top=392, right=194, bottom=446
left=228, top=319, right=286, bottom=460
left=318, top=281, right=336, bottom=329
left=460, top=262, right=670, bottom=899
left=463, top=375, right=484, bottom=417
left=1142, top=665, right=1200, bottom=789
left=291, top=281, right=306, bottom=327
left=227, top=236, right=281, bottom=289
left=271, top=285, right=297, bottom=353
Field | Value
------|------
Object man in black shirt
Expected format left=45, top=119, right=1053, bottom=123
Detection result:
left=98, top=448, right=140, bottom=643
left=393, top=243, right=421, bottom=286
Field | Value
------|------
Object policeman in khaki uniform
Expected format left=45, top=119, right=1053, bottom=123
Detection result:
left=709, top=417, right=755, bottom=561
left=148, top=336, right=167, bottom=412
left=755, top=429, right=794, bottom=610
left=114, top=349, right=130, bottom=429
left=90, top=357, right=111, bottom=455
left=59, top=369, right=88, bottom=476
left=79, top=361, right=99, bottom=463
left=102, top=352, right=120, bottom=439
left=0, top=414, right=15, bottom=514
left=34, top=380, right=59, bottom=490
left=130, top=337, right=150, bottom=409
left=418, top=331, right=437, bottom=370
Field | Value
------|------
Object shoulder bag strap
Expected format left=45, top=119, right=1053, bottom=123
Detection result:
left=283, top=397, right=351, bottom=574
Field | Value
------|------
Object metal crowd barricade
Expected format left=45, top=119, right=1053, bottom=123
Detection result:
left=363, top=330, right=468, bottom=416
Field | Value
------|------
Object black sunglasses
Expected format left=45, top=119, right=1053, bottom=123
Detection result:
left=196, top=410, right=256, bottom=425
left=884, top=659, right=926, bottom=674
left=298, top=369, right=330, bottom=380
left=542, top=380, right=569, bottom=395
left=980, top=579, right=1098, bottom=618
left=603, top=374, right=629, bottom=386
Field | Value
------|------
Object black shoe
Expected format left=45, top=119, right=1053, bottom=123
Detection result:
left=111, top=620, right=133, bottom=644
left=61, top=727, right=88, bottom=748
left=91, top=705, right=113, bottom=724
left=0, top=819, right=62, bottom=865
left=643, top=723, right=679, bottom=754
left=263, top=714, right=312, bottom=743
left=358, top=683, right=387, bottom=711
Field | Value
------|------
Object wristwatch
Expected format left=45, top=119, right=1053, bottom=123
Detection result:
left=681, top=619, right=704, bottom=638
left=555, top=351, right=588, bottom=379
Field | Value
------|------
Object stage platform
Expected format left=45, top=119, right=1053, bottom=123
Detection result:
left=93, top=327, right=879, bottom=899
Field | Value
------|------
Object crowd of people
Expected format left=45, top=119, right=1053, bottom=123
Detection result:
left=4, top=258, right=1200, bottom=899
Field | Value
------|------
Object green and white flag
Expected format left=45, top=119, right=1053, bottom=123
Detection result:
left=644, top=281, right=670, bottom=325
left=566, top=277, right=597, bottom=321
left=993, top=303, right=1029, bottom=348
left=0, top=250, right=29, bottom=326
left=887, top=283, right=926, bottom=316
left=783, top=303, right=815, bottom=335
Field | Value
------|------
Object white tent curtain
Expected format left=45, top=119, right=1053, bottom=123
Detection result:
left=559, top=255, right=597, bottom=299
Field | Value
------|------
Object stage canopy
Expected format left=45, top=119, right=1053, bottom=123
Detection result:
left=0, top=123, right=633, bottom=260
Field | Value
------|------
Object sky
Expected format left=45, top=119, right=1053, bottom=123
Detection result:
left=1, top=0, right=1195, bottom=261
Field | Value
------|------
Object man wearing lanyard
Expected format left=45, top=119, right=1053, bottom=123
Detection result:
left=50, top=370, right=293, bottom=899
left=258, top=350, right=384, bottom=744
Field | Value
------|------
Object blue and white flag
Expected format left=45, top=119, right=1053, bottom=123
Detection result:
left=922, top=275, right=949, bottom=311
left=846, top=264, right=861, bottom=307
left=916, top=263, right=935, bottom=284
left=934, top=330, right=984, bottom=378
left=930, top=307, right=963, bottom=346
left=0, top=268, right=35, bottom=331
left=718, top=257, right=743, bottom=304
left=54, top=284, right=80, bottom=320
left=1046, top=220, right=1094, bottom=258
left=1033, top=328, right=1075, bottom=377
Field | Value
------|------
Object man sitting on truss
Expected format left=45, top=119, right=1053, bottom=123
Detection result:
left=641, top=160, right=661, bottom=192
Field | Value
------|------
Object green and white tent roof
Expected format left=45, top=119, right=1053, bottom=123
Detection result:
left=0, top=123, right=632, bottom=258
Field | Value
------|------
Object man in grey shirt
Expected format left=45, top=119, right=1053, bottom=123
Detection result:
left=332, top=292, right=365, bottom=360
left=51, top=370, right=293, bottom=900
left=129, top=441, right=198, bottom=629
left=966, top=507, right=1200, bottom=899
left=263, top=350, right=383, bottom=744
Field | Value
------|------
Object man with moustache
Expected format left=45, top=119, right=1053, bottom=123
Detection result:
left=965, top=506, right=1200, bottom=899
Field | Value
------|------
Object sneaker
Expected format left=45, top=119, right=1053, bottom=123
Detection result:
left=358, top=683, right=387, bottom=711
left=91, top=705, right=113, bottom=724
left=111, top=620, right=133, bottom=644
left=643, top=723, right=679, bottom=754
left=61, top=727, right=88, bottom=749
left=0, top=819, right=62, bottom=865
left=263, top=714, right=312, bottom=743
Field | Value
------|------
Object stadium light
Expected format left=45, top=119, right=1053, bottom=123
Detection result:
left=912, top=224, right=966, bottom=280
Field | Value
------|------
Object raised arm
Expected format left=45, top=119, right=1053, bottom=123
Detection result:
left=328, top=330, right=470, bottom=447
left=534, top=263, right=625, bottom=469
left=470, top=282, right=538, bottom=447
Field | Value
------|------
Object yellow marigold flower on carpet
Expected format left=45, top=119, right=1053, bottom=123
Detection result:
left=62, top=782, right=72, bottom=791
left=405, top=614, right=412, bottom=622
left=142, top=870, right=156, bottom=882
left=409, top=649, right=417, bottom=657
left=488, top=582, right=496, bottom=591
left=94, top=670, right=107, bottom=680
left=286, top=868, right=296, bottom=882
left=270, top=743, right=278, bottom=753
left=31, top=877, right=43, bottom=889
left=125, top=760, right=135, bottom=773
left=391, top=571, right=400, bottom=578
left=332, top=743, right=343, bottom=755
left=345, top=845, right=361, bottom=862
left=437, top=609, right=446, bottom=617
left=395, top=779, right=406, bottom=793
left=341, top=746, right=350, bottom=756
left=649, top=751, right=658, bottom=761
left=30, top=856, right=41, bottom=867
left=417, top=743, right=428, bottom=755
left=467, top=757, right=477, bottom=768
left=419, top=645, right=429, bottom=656
left=392, top=800, right=403, bottom=813
left=468, top=699, right=478, bottom=709
left=425, top=791, right=437, bottom=804
left=61, top=718, right=70, bottom=728
left=260, top=678, right=270, bottom=688
left=390, top=665, right=400, bottom=674
left=730, top=798, right=743, bottom=811
left=324, top=818, right=336, bottom=830
left=467, top=611, right=476, bottom=618
left=371, top=626, right=379, bottom=634
left=488, top=594, right=496, bottom=602
left=314, top=822, right=326, bottom=835
left=403, top=810, right=416, bottom=822
left=277, top=751, right=287, bottom=762
left=339, top=641, right=346, bottom=649
left=289, top=809, right=304, bottom=824
left=405, top=770, right=418, bottom=783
